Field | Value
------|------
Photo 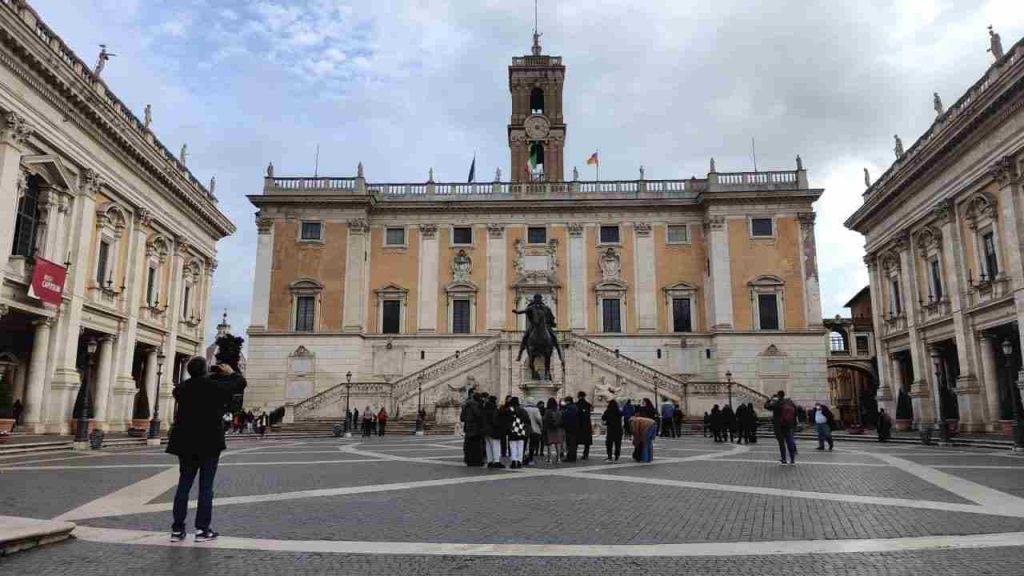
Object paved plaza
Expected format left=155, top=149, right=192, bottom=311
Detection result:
left=1, top=435, right=1023, bottom=574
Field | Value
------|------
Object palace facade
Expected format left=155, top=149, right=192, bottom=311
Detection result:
left=0, top=1, right=234, bottom=433
left=246, top=37, right=827, bottom=421
left=846, top=32, right=1024, bottom=433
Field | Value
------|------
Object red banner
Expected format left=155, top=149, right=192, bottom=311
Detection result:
left=28, top=257, right=67, bottom=307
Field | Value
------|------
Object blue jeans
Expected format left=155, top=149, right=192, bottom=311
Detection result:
left=172, top=454, right=220, bottom=532
left=775, top=427, right=797, bottom=462
left=816, top=422, right=833, bottom=449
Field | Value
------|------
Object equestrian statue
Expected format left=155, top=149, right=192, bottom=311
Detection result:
left=512, top=294, right=564, bottom=381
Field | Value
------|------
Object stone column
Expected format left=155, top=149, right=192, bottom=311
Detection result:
left=798, top=212, right=823, bottom=328
left=928, top=345, right=947, bottom=427
left=343, top=218, right=369, bottom=332
left=978, top=335, right=1001, bottom=431
left=92, top=335, right=115, bottom=427
left=21, top=318, right=53, bottom=432
left=633, top=222, right=657, bottom=332
left=897, top=234, right=933, bottom=425
left=0, top=112, right=33, bottom=272
left=567, top=223, right=586, bottom=332
left=486, top=224, right=507, bottom=331
left=249, top=216, right=274, bottom=330
left=144, top=347, right=158, bottom=419
left=417, top=224, right=439, bottom=332
left=705, top=216, right=733, bottom=330
left=865, top=256, right=892, bottom=407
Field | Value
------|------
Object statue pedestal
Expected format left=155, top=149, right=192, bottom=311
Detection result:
left=434, top=402, right=461, bottom=425
left=520, top=380, right=561, bottom=403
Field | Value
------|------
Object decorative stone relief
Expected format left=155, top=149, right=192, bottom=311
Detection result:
left=702, top=215, right=725, bottom=233
left=136, top=208, right=154, bottom=227
left=176, top=241, right=193, bottom=257
left=797, top=212, right=816, bottom=230
left=255, top=214, right=273, bottom=234
left=964, top=192, right=997, bottom=228
left=599, top=247, right=621, bottom=281
left=914, top=226, right=942, bottom=251
left=82, top=168, right=103, bottom=197
left=633, top=222, right=651, bottom=237
left=989, top=156, right=1019, bottom=187
left=451, top=249, right=472, bottom=282
left=931, top=200, right=953, bottom=224
left=347, top=218, right=369, bottom=234
left=419, top=223, right=438, bottom=239
left=567, top=222, right=584, bottom=237
left=487, top=223, right=504, bottom=239
left=2, top=112, right=34, bottom=146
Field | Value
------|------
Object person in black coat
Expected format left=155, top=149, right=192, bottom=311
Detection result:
left=576, top=391, right=594, bottom=460
left=710, top=404, right=722, bottom=442
left=561, top=397, right=579, bottom=462
left=460, top=393, right=485, bottom=466
left=601, top=399, right=623, bottom=461
left=166, top=357, right=246, bottom=542
left=722, top=404, right=736, bottom=442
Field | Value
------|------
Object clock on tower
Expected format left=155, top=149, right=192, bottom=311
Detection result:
left=508, top=32, right=566, bottom=182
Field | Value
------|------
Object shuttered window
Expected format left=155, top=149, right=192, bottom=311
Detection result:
left=602, top=299, right=622, bottom=333
left=452, top=300, right=471, bottom=334
left=295, top=296, right=315, bottom=332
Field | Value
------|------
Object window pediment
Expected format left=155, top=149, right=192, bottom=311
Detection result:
left=964, top=191, right=997, bottom=226
left=95, top=202, right=128, bottom=236
left=748, top=275, right=784, bottom=288
left=914, top=226, right=942, bottom=251
left=445, top=279, right=478, bottom=294
left=375, top=283, right=408, bottom=298
left=663, top=281, right=698, bottom=295
left=290, top=278, right=324, bottom=294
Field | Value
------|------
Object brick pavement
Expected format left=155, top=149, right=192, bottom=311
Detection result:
left=1, top=435, right=1023, bottom=574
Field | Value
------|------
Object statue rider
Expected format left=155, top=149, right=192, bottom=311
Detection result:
left=512, top=294, right=561, bottom=362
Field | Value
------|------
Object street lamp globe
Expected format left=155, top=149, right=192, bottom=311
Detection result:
left=1002, top=340, right=1014, bottom=357
left=346, top=371, right=352, bottom=384
left=725, top=370, right=732, bottom=383
left=87, top=338, right=98, bottom=355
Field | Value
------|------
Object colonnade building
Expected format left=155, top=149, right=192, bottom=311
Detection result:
left=846, top=33, right=1024, bottom=433
left=246, top=36, right=828, bottom=421
left=0, top=2, right=234, bottom=433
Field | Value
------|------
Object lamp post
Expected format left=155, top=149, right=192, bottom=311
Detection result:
left=147, top=344, right=167, bottom=445
left=1001, top=340, right=1024, bottom=450
left=726, top=370, right=733, bottom=408
left=345, top=371, right=352, bottom=438
left=416, top=374, right=425, bottom=436
left=75, top=338, right=99, bottom=446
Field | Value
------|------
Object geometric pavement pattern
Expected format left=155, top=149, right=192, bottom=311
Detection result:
left=3, top=435, right=1024, bottom=574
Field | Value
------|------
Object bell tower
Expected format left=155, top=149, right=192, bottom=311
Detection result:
left=508, top=32, right=566, bottom=182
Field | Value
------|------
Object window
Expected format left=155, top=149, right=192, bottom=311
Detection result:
left=890, top=279, right=902, bottom=315
left=530, top=87, right=544, bottom=114
left=528, top=142, right=545, bottom=179
left=856, top=335, right=870, bottom=355
left=300, top=221, right=322, bottom=241
left=602, top=298, right=622, bottom=333
left=929, top=259, right=943, bottom=301
left=830, top=331, right=847, bottom=352
left=182, top=285, right=192, bottom=320
left=11, top=175, right=38, bottom=257
left=983, top=232, right=998, bottom=279
left=751, top=218, right=773, bottom=237
left=385, top=227, right=406, bottom=247
left=452, top=227, right=473, bottom=245
left=667, top=225, right=689, bottom=244
left=757, top=293, right=779, bottom=330
left=381, top=300, right=401, bottom=334
left=295, top=296, right=315, bottom=332
left=452, top=299, right=471, bottom=334
left=600, top=225, right=620, bottom=244
left=96, top=240, right=110, bottom=285
left=672, top=298, right=692, bottom=332
left=527, top=226, right=547, bottom=244
left=146, top=266, right=157, bottom=305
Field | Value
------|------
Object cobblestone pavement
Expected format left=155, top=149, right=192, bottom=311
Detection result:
left=2, top=435, right=1024, bottom=575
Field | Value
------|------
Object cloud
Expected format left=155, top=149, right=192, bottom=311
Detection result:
left=26, top=0, right=1024, bottom=347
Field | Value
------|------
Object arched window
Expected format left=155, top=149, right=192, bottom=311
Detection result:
left=530, top=87, right=544, bottom=114
left=829, top=330, right=848, bottom=352
left=529, top=142, right=545, bottom=179
left=11, top=174, right=39, bottom=257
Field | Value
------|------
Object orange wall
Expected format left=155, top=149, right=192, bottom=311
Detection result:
left=368, top=225, right=420, bottom=333
left=728, top=216, right=805, bottom=330
left=506, top=226, right=524, bottom=330
left=654, top=223, right=707, bottom=332
left=437, top=226, right=488, bottom=333
left=268, top=221, right=348, bottom=331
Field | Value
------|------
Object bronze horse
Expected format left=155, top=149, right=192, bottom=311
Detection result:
left=523, top=304, right=563, bottom=381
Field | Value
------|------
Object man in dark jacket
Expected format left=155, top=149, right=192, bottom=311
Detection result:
left=765, top=390, right=797, bottom=465
left=460, top=393, right=485, bottom=467
left=166, top=357, right=246, bottom=542
left=576, top=391, right=593, bottom=460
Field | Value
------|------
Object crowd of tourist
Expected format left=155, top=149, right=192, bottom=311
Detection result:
left=222, top=409, right=268, bottom=437
left=703, top=403, right=760, bottom=444
left=459, top=391, right=666, bottom=467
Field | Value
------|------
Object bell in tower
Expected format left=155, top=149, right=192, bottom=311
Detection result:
left=508, top=32, right=566, bottom=182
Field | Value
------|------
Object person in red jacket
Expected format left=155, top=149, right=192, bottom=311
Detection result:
left=377, top=407, right=388, bottom=436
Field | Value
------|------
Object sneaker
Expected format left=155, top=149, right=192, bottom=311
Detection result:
left=603, top=457, right=612, bottom=462
left=194, top=529, right=219, bottom=542
left=789, top=460, right=796, bottom=466
left=779, top=460, right=787, bottom=465
left=170, top=530, right=186, bottom=542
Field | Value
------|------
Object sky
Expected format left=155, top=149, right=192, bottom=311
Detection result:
left=29, top=0, right=1024, bottom=344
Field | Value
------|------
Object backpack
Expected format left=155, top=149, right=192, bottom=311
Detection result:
left=779, top=401, right=796, bottom=427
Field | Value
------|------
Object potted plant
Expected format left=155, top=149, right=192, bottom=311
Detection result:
left=895, top=389, right=913, bottom=431
left=131, top=389, right=150, bottom=431
left=0, top=373, right=16, bottom=437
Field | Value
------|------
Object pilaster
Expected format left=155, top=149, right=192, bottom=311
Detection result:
left=798, top=212, right=822, bottom=328
left=417, top=223, right=439, bottom=333
left=705, top=216, right=733, bottom=330
left=92, top=335, right=115, bottom=428
left=342, top=218, right=369, bottom=332
left=249, top=216, right=274, bottom=330
left=486, top=224, right=507, bottom=331
left=633, top=222, right=656, bottom=332
left=0, top=111, right=33, bottom=272
left=21, top=317, right=53, bottom=432
left=567, top=222, right=586, bottom=332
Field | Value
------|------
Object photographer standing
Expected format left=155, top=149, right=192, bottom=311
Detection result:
left=166, top=357, right=246, bottom=543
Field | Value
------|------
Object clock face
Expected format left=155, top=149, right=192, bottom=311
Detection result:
left=524, top=115, right=550, bottom=140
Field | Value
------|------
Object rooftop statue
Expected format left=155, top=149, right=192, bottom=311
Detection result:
left=989, top=25, right=1004, bottom=60
left=893, top=134, right=905, bottom=159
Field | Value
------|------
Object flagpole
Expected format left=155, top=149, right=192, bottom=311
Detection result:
left=596, top=148, right=600, bottom=182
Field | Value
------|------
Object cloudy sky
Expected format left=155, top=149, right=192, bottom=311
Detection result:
left=31, top=0, right=1024, bottom=342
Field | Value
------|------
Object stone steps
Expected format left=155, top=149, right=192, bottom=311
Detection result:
left=0, top=515, right=75, bottom=557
